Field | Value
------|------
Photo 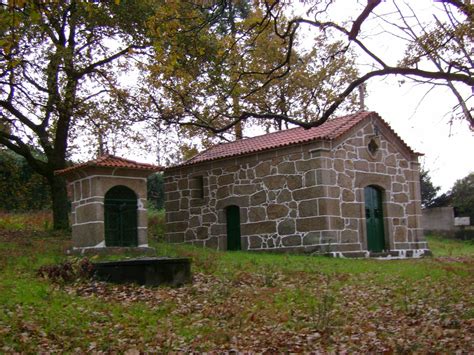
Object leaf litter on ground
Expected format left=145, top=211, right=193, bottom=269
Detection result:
left=0, top=231, right=473, bottom=352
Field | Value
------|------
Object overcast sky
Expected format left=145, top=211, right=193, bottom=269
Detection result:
left=366, top=76, right=473, bottom=193
left=364, top=1, right=472, bottom=193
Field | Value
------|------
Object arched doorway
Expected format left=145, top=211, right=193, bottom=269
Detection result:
left=364, top=186, right=385, bottom=252
left=226, top=205, right=241, bottom=251
left=104, top=185, right=138, bottom=247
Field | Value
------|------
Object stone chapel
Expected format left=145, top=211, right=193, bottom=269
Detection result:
left=163, top=111, right=430, bottom=257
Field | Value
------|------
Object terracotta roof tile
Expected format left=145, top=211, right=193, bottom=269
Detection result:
left=55, top=155, right=163, bottom=176
left=170, top=111, right=420, bottom=169
left=176, top=111, right=373, bottom=167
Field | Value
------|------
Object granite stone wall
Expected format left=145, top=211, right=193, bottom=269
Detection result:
left=164, top=119, right=429, bottom=256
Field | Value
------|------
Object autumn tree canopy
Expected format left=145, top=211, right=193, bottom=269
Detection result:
left=144, top=0, right=359, bottom=144
left=146, top=0, right=473, bottom=135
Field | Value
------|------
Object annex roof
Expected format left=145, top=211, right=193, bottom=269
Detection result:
left=172, top=111, right=418, bottom=169
left=55, top=154, right=163, bottom=176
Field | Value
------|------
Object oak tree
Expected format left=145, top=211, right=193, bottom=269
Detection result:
left=0, top=0, right=156, bottom=228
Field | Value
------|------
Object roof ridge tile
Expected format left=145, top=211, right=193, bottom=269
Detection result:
left=55, top=155, right=163, bottom=176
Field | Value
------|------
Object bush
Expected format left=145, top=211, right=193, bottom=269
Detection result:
left=0, top=150, right=51, bottom=211
left=454, top=229, right=474, bottom=241
left=147, top=173, right=165, bottom=210
left=37, top=258, right=95, bottom=284
left=148, top=208, right=166, bottom=241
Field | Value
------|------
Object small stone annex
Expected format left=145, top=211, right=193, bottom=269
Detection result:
left=56, top=155, right=162, bottom=251
left=164, top=111, right=431, bottom=257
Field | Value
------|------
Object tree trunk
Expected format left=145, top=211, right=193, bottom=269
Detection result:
left=48, top=174, right=70, bottom=230
left=233, top=95, right=243, bottom=140
left=229, top=1, right=243, bottom=141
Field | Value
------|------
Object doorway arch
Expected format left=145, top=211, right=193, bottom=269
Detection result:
left=104, top=185, right=138, bottom=247
left=226, top=205, right=241, bottom=251
left=364, top=185, right=385, bottom=252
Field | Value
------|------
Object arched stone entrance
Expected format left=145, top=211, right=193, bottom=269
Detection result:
left=364, top=185, right=386, bottom=252
left=104, top=185, right=138, bottom=247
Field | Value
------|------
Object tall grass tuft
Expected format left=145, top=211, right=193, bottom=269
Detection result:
left=426, top=235, right=474, bottom=256
left=0, top=211, right=52, bottom=231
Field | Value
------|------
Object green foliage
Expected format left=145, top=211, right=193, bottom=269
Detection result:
left=147, top=207, right=166, bottom=241
left=421, top=171, right=474, bottom=220
left=147, top=173, right=165, bottom=210
left=451, top=172, right=474, bottom=224
left=0, top=150, right=51, bottom=211
left=419, top=169, right=441, bottom=208
left=429, top=192, right=453, bottom=208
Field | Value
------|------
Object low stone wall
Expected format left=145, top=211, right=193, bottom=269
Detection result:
left=422, top=207, right=456, bottom=237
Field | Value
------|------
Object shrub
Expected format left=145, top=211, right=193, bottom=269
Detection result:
left=147, top=173, right=165, bottom=209
left=37, top=258, right=95, bottom=284
left=454, top=229, right=474, bottom=241
left=0, top=150, right=51, bottom=211
left=148, top=208, right=166, bottom=241
left=0, top=211, right=53, bottom=231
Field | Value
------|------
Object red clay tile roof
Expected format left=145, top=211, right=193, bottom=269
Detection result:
left=55, top=155, right=163, bottom=176
left=170, top=111, right=419, bottom=169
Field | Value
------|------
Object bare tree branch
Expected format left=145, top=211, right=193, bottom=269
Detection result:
left=76, top=44, right=148, bottom=78
left=349, top=0, right=383, bottom=40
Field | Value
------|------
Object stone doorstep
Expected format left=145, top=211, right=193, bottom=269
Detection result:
left=368, top=251, right=401, bottom=258
left=67, top=246, right=157, bottom=256
left=325, top=249, right=433, bottom=259
left=233, top=246, right=432, bottom=259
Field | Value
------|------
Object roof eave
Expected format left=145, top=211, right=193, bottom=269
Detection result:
left=55, top=161, right=163, bottom=176
left=164, top=136, right=333, bottom=172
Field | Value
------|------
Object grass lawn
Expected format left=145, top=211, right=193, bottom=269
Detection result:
left=0, top=218, right=473, bottom=352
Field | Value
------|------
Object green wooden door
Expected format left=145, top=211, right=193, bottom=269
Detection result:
left=104, top=186, right=138, bottom=247
left=365, top=186, right=385, bottom=252
left=226, top=205, right=241, bottom=251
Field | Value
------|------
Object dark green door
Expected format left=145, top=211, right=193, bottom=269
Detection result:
left=104, top=186, right=138, bottom=247
left=365, top=186, right=385, bottom=252
left=226, top=205, right=241, bottom=251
